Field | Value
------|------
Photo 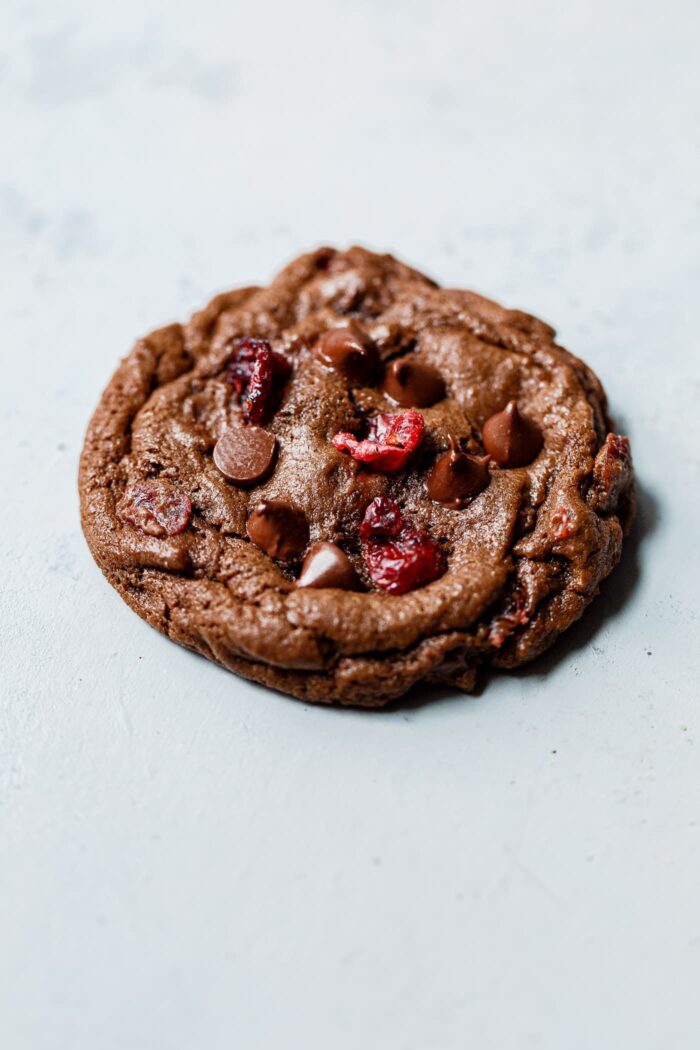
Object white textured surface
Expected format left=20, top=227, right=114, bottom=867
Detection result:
left=1, top=1, right=699, bottom=1047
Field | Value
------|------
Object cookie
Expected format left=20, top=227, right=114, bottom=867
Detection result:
left=79, top=247, right=635, bottom=706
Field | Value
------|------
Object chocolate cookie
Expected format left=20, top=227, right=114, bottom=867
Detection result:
left=79, top=247, right=635, bottom=706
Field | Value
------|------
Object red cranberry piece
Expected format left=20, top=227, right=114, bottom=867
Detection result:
left=332, top=410, right=425, bottom=473
left=594, top=434, right=632, bottom=505
left=118, top=481, right=192, bottom=537
left=487, top=591, right=530, bottom=647
left=360, top=495, right=404, bottom=539
left=226, top=337, right=291, bottom=424
left=552, top=506, right=574, bottom=540
left=360, top=497, right=446, bottom=595
left=364, top=531, right=445, bottom=595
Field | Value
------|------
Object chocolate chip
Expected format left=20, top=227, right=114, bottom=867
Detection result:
left=381, top=358, right=445, bottom=408
left=246, top=499, right=309, bottom=560
left=427, top=443, right=490, bottom=508
left=482, top=401, right=543, bottom=467
left=213, top=425, right=277, bottom=486
left=317, top=323, right=378, bottom=385
left=296, top=542, right=363, bottom=591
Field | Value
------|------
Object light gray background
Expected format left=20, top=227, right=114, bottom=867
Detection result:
left=2, top=2, right=699, bottom=1048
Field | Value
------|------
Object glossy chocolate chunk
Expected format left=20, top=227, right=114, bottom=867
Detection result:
left=213, top=425, right=277, bottom=485
left=296, top=541, right=363, bottom=591
left=427, top=445, right=490, bottom=508
left=482, top=401, right=543, bottom=467
left=246, top=499, right=309, bottom=560
left=382, top=358, right=445, bottom=408
left=317, top=323, right=378, bottom=385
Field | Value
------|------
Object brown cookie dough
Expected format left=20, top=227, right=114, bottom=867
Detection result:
left=79, top=246, right=635, bottom=706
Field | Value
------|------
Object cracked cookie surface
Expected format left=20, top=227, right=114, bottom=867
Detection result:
left=79, top=246, right=635, bottom=705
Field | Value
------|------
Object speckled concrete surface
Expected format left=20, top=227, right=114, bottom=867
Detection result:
left=1, top=2, right=698, bottom=1048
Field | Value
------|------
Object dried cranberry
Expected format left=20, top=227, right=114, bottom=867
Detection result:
left=360, top=497, right=445, bottom=595
left=332, top=410, right=425, bottom=472
left=608, top=434, right=631, bottom=462
left=118, top=481, right=192, bottom=537
left=552, top=506, right=574, bottom=540
left=487, top=591, right=530, bottom=648
left=359, top=495, right=403, bottom=539
left=587, top=433, right=633, bottom=514
left=226, top=337, right=291, bottom=424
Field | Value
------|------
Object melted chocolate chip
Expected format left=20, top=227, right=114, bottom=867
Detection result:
left=246, top=499, right=309, bottom=560
left=296, top=542, right=363, bottom=591
left=381, top=358, right=445, bottom=408
left=317, top=323, right=378, bottom=385
left=213, top=425, right=277, bottom=485
left=427, top=444, right=490, bottom=508
left=482, top=401, right=543, bottom=467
